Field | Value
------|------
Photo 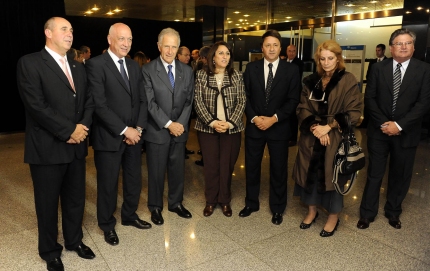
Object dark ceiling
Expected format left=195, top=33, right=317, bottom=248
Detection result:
left=65, top=0, right=406, bottom=29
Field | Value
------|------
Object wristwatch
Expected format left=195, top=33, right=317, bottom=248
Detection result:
left=136, top=126, right=143, bottom=134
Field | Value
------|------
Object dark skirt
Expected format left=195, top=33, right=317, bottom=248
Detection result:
left=294, top=183, right=343, bottom=213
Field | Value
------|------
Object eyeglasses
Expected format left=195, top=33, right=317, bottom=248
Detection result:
left=392, top=41, right=413, bottom=47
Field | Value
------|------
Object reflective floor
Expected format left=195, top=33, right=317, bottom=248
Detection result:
left=1, top=122, right=430, bottom=271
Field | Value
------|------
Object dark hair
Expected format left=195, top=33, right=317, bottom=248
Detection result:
left=205, top=41, right=234, bottom=77
left=133, top=51, right=148, bottom=68
left=79, top=45, right=90, bottom=53
left=199, top=46, right=211, bottom=58
left=262, top=29, right=282, bottom=44
left=313, top=40, right=345, bottom=76
left=389, top=28, right=416, bottom=46
left=376, top=44, right=386, bottom=51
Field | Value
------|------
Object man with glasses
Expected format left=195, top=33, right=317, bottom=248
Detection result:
left=357, top=29, right=430, bottom=230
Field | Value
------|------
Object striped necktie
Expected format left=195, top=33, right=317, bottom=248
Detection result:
left=118, top=59, right=130, bottom=90
left=392, top=63, right=402, bottom=116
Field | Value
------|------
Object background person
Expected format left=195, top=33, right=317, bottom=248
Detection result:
left=194, top=41, right=246, bottom=217
left=16, top=16, right=95, bottom=271
left=86, top=22, right=151, bottom=247
left=292, top=40, right=362, bottom=237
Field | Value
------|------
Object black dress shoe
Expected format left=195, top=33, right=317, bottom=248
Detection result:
left=320, top=219, right=340, bottom=237
left=151, top=209, right=164, bottom=225
left=47, top=257, right=64, bottom=271
left=169, top=204, right=192, bottom=218
left=104, top=230, right=119, bottom=246
left=71, top=243, right=95, bottom=259
left=238, top=206, right=258, bottom=217
left=186, top=148, right=195, bottom=154
left=299, top=212, right=319, bottom=229
left=386, top=216, right=401, bottom=229
left=195, top=159, right=204, bottom=166
left=122, top=218, right=152, bottom=229
left=357, top=217, right=374, bottom=229
left=272, top=213, right=283, bottom=225
left=221, top=204, right=232, bottom=217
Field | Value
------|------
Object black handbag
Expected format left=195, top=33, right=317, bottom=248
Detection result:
left=332, top=113, right=365, bottom=195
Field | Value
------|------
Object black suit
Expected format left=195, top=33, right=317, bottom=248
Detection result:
left=287, top=57, right=304, bottom=142
left=86, top=51, right=147, bottom=232
left=243, top=58, right=300, bottom=214
left=17, top=48, right=93, bottom=260
left=360, top=57, right=430, bottom=219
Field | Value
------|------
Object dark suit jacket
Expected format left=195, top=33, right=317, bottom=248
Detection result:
left=243, top=58, right=300, bottom=140
left=17, top=48, right=93, bottom=164
left=365, top=57, right=430, bottom=147
left=86, top=52, right=147, bottom=151
left=366, top=55, right=387, bottom=80
left=288, top=57, right=304, bottom=79
left=142, top=57, right=194, bottom=144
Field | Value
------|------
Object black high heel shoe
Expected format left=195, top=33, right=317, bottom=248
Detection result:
left=299, top=212, right=319, bottom=229
left=320, top=219, right=340, bottom=237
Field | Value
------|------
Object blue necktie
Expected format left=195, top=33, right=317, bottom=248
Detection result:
left=118, top=59, right=130, bottom=90
left=168, top=64, right=175, bottom=89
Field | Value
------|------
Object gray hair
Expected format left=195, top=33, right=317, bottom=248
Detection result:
left=389, top=28, right=416, bottom=45
left=157, top=28, right=180, bottom=46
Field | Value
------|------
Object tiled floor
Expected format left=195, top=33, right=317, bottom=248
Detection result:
left=1, top=122, right=430, bottom=271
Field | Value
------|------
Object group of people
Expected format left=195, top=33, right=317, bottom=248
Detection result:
left=16, top=16, right=430, bottom=271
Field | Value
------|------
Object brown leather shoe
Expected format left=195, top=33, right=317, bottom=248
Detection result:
left=221, top=204, right=232, bottom=217
left=203, top=205, right=215, bottom=217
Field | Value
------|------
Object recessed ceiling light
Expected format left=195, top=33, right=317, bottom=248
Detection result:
left=244, top=14, right=249, bottom=17
left=84, top=10, right=93, bottom=14
left=174, top=19, right=180, bottom=22
left=285, top=16, right=292, bottom=19
left=190, top=18, right=195, bottom=21
left=361, top=7, right=368, bottom=9
left=369, top=1, right=377, bottom=3
left=384, top=4, right=391, bottom=6
left=106, top=11, right=114, bottom=15
left=405, top=11, right=412, bottom=14
left=417, top=7, right=423, bottom=10
left=91, top=6, right=99, bottom=11
left=234, top=11, right=240, bottom=14
left=113, top=8, right=121, bottom=13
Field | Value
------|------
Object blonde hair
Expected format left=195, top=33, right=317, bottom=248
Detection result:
left=314, top=40, right=345, bottom=76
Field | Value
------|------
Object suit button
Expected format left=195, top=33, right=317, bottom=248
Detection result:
left=73, top=94, right=76, bottom=97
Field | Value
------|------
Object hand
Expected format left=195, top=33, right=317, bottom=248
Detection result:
left=319, top=134, right=331, bottom=146
left=380, top=121, right=401, bottom=136
left=69, top=124, right=89, bottom=144
left=254, top=116, right=277, bottom=130
left=168, top=122, right=185, bottom=137
left=214, top=120, right=229, bottom=133
left=311, top=124, right=331, bottom=139
left=123, top=127, right=141, bottom=145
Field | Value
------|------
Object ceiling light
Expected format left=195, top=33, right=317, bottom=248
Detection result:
left=243, top=14, right=249, bottom=17
left=384, top=4, right=391, bottom=6
left=113, top=8, right=121, bottom=13
left=174, top=19, right=180, bottom=22
left=286, top=16, right=292, bottom=19
left=234, top=11, right=240, bottom=14
left=227, top=21, right=232, bottom=23
left=369, top=1, right=377, bottom=3
left=190, top=18, right=195, bottom=21
left=405, top=11, right=412, bottom=14
left=91, top=5, right=99, bottom=11
left=84, top=10, right=93, bottom=14
left=106, top=11, right=114, bottom=15
left=361, top=7, right=368, bottom=9
left=417, top=7, right=423, bottom=10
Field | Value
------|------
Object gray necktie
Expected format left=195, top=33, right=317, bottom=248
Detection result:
left=118, top=59, right=130, bottom=89
left=392, top=63, right=402, bottom=116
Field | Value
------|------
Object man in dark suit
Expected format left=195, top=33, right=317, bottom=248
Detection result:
left=357, top=29, right=430, bottom=230
left=142, top=28, right=194, bottom=225
left=17, top=17, right=95, bottom=271
left=285, top=44, right=304, bottom=146
left=359, top=44, right=388, bottom=128
left=86, top=22, right=151, bottom=246
left=239, top=29, right=300, bottom=225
